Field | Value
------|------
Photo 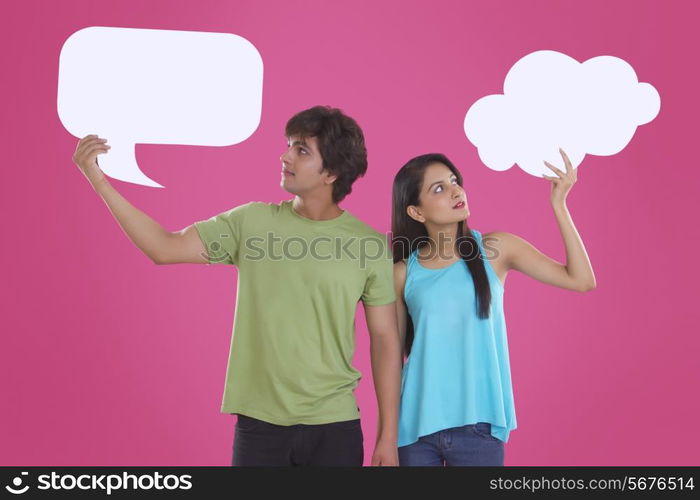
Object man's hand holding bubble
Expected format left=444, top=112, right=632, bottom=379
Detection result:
left=73, top=135, right=110, bottom=186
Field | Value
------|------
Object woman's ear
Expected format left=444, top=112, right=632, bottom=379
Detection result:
left=407, top=205, right=425, bottom=223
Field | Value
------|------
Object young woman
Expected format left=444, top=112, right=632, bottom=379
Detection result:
left=392, top=149, right=595, bottom=466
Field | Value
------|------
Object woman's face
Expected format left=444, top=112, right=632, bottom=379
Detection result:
left=408, top=162, right=469, bottom=226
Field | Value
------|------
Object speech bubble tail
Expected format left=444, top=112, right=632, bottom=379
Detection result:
left=97, top=143, right=165, bottom=188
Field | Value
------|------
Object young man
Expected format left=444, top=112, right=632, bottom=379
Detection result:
left=72, top=106, right=401, bottom=466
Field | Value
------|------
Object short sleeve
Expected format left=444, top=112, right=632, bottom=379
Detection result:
left=193, top=203, right=253, bottom=265
left=361, top=235, right=397, bottom=306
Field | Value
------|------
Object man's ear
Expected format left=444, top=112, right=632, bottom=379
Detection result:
left=322, top=169, right=337, bottom=185
left=407, top=205, right=425, bottom=223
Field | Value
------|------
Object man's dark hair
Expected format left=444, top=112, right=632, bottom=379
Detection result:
left=285, top=105, right=368, bottom=203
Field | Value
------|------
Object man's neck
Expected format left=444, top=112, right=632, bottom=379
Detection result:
left=292, top=196, right=343, bottom=221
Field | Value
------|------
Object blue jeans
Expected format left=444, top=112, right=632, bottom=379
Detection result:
left=398, top=422, right=504, bottom=466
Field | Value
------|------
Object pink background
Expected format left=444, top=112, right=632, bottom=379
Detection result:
left=2, top=0, right=698, bottom=466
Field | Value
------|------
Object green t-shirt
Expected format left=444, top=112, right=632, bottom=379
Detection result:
left=194, top=200, right=396, bottom=425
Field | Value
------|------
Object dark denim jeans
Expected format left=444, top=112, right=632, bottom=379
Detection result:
left=398, top=422, right=504, bottom=466
left=232, top=414, right=364, bottom=466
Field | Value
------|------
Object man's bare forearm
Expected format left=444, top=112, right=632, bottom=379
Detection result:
left=90, top=176, right=172, bottom=264
left=370, top=333, right=401, bottom=442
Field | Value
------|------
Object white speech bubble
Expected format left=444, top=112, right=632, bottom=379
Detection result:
left=464, top=50, right=660, bottom=177
left=58, top=26, right=264, bottom=187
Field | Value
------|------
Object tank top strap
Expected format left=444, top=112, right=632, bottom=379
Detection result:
left=405, top=248, right=419, bottom=272
left=471, top=229, right=485, bottom=253
left=403, top=248, right=421, bottom=292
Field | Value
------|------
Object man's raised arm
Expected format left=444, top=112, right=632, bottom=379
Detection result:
left=72, top=134, right=209, bottom=265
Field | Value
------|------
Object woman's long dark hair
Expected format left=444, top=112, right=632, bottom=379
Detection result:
left=392, top=153, right=492, bottom=356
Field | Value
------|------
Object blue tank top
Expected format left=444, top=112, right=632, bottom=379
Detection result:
left=398, top=229, right=517, bottom=447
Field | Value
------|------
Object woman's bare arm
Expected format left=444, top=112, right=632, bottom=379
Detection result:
left=483, top=148, right=596, bottom=292
left=393, top=260, right=408, bottom=358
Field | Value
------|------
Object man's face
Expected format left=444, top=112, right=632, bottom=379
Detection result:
left=279, top=135, right=337, bottom=198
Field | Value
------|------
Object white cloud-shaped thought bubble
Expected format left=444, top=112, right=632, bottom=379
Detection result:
left=464, top=50, right=660, bottom=176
